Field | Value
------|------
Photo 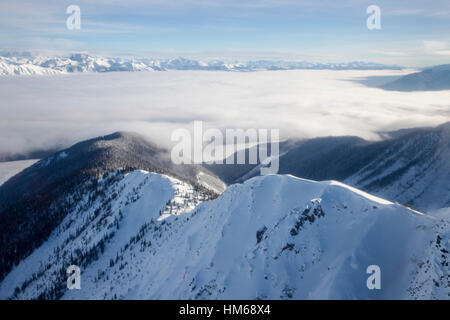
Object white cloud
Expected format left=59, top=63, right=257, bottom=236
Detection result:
left=0, top=69, right=449, bottom=156
left=435, top=50, right=450, bottom=56
left=422, top=40, right=450, bottom=56
left=423, top=40, right=448, bottom=51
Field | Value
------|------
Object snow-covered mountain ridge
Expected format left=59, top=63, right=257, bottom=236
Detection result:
left=0, top=171, right=447, bottom=299
left=0, top=170, right=211, bottom=299
left=209, top=122, right=450, bottom=211
left=0, top=132, right=224, bottom=283
left=0, top=52, right=402, bottom=76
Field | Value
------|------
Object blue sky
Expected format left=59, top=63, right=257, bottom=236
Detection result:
left=1, top=0, right=450, bottom=66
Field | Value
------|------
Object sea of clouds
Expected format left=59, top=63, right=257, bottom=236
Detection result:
left=0, top=69, right=449, bottom=157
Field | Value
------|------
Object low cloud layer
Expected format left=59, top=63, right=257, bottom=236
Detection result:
left=0, top=69, right=449, bottom=157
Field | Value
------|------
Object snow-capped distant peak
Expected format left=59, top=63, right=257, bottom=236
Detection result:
left=0, top=52, right=403, bottom=76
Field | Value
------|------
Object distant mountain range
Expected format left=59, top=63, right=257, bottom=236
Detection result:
left=207, top=122, right=450, bottom=211
left=0, top=52, right=403, bottom=76
left=381, top=64, right=450, bottom=91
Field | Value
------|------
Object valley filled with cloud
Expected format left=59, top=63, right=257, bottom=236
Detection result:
left=1, top=69, right=449, bottom=156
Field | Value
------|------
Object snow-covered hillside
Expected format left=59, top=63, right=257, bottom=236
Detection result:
left=0, top=52, right=402, bottom=76
left=0, top=170, right=212, bottom=299
left=381, top=64, right=450, bottom=91
left=210, top=122, right=450, bottom=211
left=0, top=171, right=447, bottom=300
left=344, top=124, right=450, bottom=211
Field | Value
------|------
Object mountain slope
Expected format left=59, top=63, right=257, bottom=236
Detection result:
left=0, top=170, right=213, bottom=299
left=381, top=64, right=450, bottom=91
left=0, top=132, right=224, bottom=281
left=0, top=173, right=447, bottom=299
left=209, top=122, right=450, bottom=210
left=344, top=123, right=450, bottom=210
